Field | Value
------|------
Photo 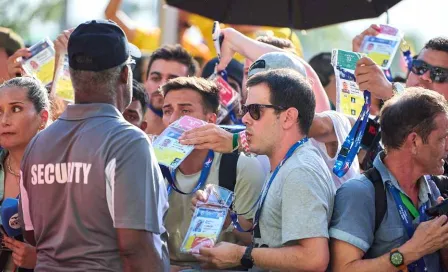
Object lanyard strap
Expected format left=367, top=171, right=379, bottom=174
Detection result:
left=333, top=88, right=371, bottom=178
left=167, top=150, right=215, bottom=196
left=230, top=138, right=309, bottom=232
left=387, top=183, right=427, bottom=271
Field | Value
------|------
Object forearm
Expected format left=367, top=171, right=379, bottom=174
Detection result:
left=334, top=241, right=422, bottom=272
left=227, top=29, right=284, bottom=62
left=120, top=247, right=161, bottom=272
left=251, top=245, right=328, bottom=272
left=299, top=60, right=331, bottom=113
left=105, top=0, right=122, bottom=19
left=230, top=216, right=253, bottom=246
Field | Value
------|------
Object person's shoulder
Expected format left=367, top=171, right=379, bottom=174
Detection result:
left=337, top=173, right=375, bottom=197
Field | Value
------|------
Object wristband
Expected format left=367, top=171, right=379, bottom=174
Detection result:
left=232, top=133, right=239, bottom=151
left=239, top=131, right=250, bottom=154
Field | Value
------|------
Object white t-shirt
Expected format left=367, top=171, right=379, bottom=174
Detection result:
left=251, top=141, right=335, bottom=272
left=310, top=110, right=360, bottom=189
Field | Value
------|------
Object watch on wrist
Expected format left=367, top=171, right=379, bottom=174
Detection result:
left=240, top=245, right=254, bottom=269
left=392, top=82, right=405, bottom=96
left=390, top=248, right=407, bottom=271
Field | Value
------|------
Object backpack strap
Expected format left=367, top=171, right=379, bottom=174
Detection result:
left=218, top=151, right=240, bottom=192
left=363, top=167, right=387, bottom=233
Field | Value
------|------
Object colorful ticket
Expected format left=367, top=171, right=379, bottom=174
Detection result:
left=209, top=74, right=240, bottom=124
left=51, top=54, right=74, bottom=101
left=153, top=116, right=208, bottom=168
left=22, top=38, right=55, bottom=86
left=180, top=205, right=227, bottom=254
left=331, top=49, right=366, bottom=117
left=360, top=24, right=402, bottom=70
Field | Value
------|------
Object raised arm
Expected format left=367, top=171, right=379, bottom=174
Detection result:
left=217, top=28, right=330, bottom=112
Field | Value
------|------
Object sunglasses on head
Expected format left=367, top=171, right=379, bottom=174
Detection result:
left=242, top=104, right=286, bottom=120
left=411, top=59, right=448, bottom=83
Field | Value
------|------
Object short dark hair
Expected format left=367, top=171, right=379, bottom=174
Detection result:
left=380, top=87, right=448, bottom=150
left=424, top=37, right=448, bottom=54
left=146, top=44, right=197, bottom=78
left=0, top=77, right=50, bottom=114
left=256, top=36, right=297, bottom=55
left=160, top=77, right=220, bottom=114
left=309, top=52, right=334, bottom=87
left=132, top=79, right=149, bottom=115
left=246, top=68, right=315, bottom=135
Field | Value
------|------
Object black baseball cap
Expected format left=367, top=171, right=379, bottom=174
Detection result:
left=201, top=57, right=243, bottom=89
left=68, top=19, right=141, bottom=71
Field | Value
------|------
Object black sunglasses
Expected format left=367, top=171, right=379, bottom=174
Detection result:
left=242, top=104, right=286, bottom=120
left=411, top=59, right=448, bottom=83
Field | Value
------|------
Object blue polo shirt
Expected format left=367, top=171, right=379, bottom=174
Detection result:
left=329, top=152, right=442, bottom=271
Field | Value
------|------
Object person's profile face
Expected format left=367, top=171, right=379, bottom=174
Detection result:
left=414, top=113, right=448, bottom=175
left=0, top=87, right=44, bottom=149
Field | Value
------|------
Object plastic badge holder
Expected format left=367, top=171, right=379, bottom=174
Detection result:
left=21, top=38, right=56, bottom=86
left=208, top=73, right=240, bottom=124
left=360, top=24, right=403, bottom=70
left=180, top=185, right=234, bottom=254
left=153, top=116, right=208, bottom=169
left=331, top=49, right=366, bottom=117
left=51, top=54, right=74, bottom=102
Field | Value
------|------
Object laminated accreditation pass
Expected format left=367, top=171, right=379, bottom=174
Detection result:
left=51, top=54, right=74, bottom=101
left=22, top=38, right=55, bottom=86
left=181, top=185, right=234, bottom=254
left=209, top=74, right=240, bottom=124
left=331, top=49, right=365, bottom=117
left=360, top=24, right=403, bottom=70
left=153, top=116, right=208, bottom=168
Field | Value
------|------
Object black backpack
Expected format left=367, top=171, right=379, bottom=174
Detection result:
left=159, top=151, right=240, bottom=193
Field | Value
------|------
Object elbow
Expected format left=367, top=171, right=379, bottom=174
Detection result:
left=299, top=253, right=329, bottom=272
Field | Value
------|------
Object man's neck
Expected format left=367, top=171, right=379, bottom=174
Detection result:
left=178, top=149, right=210, bottom=175
left=144, top=110, right=165, bottom=135
left=268, top=133, right=305, bottom=172
left=383, top=151, right=422, bottom=202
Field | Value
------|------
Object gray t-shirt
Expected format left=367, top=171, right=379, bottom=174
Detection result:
left=20, top=104, right=169, bottom=272
left=329, top=152, right=442, bottom=272
left=252, top=141, right=336, bottom=271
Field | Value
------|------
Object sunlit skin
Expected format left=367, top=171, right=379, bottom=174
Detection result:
left=407, top=49, right=448, bottom=99
left=123, top=99, right=147, bottom=131
left=144, top=59, right=189, bottom=110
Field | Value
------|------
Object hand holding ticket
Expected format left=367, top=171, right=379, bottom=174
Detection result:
left=153, top=116, right=208, bottom=168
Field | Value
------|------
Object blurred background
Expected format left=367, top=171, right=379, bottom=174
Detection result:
left=1, top=0, right=447, bottom=72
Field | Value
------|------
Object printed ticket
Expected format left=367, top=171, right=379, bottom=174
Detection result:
left=360, top=24, right=402, bottom=70
left=331, top=49, right=366, bottom=117
left=153, top=116, right=208, bottom=168
left=22, top=38, right=55, bottom=85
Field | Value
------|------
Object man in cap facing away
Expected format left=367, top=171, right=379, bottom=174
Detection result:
left=19, top=20, right=169, bottom=272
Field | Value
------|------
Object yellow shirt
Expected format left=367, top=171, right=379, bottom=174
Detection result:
left=132, top=15, right=304, bottom=63
left=132, top=27, right=212, bottom=62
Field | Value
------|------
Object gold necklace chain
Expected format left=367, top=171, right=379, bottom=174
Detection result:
left=6, top=156, right=20, bottom=178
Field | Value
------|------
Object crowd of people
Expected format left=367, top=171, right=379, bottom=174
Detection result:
left=0, top=3, right=447, bottom=272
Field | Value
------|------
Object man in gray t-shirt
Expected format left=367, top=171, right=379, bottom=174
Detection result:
left=19, top=20, right=169, bottom=272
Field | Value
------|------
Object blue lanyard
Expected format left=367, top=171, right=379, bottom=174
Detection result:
left=167, top=150, right=214, bottom=196
left=333, top=90, right=371, bottom=178
left=402, top=48, right=413, bottom=72
left=229, top=138, right=309, bottom=232
left=147, top=103, right=163, bottom=118
left=387, top=182, right=427, bottom=272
